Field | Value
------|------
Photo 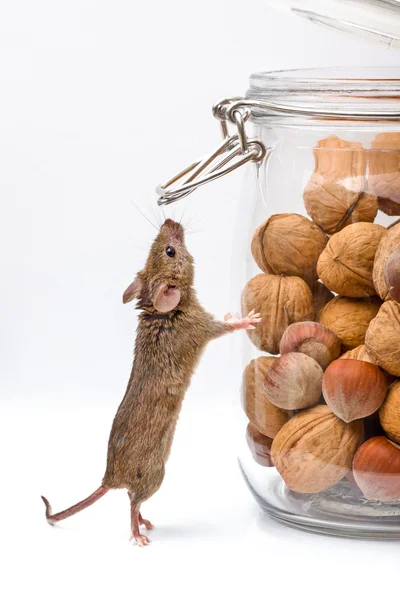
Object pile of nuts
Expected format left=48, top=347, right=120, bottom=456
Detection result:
left=242, top=134, right=400, bottom=503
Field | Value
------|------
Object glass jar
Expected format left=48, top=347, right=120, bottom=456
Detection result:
left=157, top=66, right=400, bottom=539
left=267, top=0, right=400, bottom=48
left=235, top=67, right=400, bottom=539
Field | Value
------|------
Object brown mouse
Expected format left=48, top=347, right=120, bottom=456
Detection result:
left=41, top=218, right=260, bottom=546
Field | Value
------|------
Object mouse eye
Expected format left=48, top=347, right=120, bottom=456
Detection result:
left=166, top=246, right=175, bottom=258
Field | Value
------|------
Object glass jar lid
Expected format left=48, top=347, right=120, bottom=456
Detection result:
left=266, top=0, right=400, bottom=48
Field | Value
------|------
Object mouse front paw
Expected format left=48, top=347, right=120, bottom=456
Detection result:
left=226, top=309, right=262, bottom=330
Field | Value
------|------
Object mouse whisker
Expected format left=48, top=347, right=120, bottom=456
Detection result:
left=184, top=229, right=203, bottom=236
left=131, top=200, right=159, bottom=231
left=183, top=217, right=203, bottom=233
left=161, top=206, right=167, bottom=227
left=178, top=204, right=189, bottom=227
left=147, top=197, right=163, bottom=229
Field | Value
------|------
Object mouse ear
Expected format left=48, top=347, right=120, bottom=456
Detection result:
left=153, top=283, right=181, bottom=313
left=122, top=276, right=143, bottom=304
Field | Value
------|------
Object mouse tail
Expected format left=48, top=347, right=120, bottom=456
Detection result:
left=41, top=486, right=109, bottom=525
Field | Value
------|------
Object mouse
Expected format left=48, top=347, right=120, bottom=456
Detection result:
left=41, top=218, right=261, bottom=546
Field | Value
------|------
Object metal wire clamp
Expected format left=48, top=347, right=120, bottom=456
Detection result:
left=156, top=98, right=266, bottom=206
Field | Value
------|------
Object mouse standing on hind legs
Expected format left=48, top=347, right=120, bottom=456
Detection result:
left=41, top=218, right=261, bottom=547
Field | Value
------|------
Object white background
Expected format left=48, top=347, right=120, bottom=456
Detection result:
left=1, top=2, right=399, bottom=599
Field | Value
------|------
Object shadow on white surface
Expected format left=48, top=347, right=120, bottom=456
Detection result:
left=2, top=400, right=399, bottom=600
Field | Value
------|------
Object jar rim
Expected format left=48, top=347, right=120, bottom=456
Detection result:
left=248, top=67, right=400, bottom=93
left=246, top=67, right=400, bottom=120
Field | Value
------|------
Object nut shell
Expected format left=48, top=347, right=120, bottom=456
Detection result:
left=339, top=344, right=375, bottom=363
left=246, top=423, right=274, bottom=467
left=311, top=281, right=334, bottom=319
left=304, top=136, right=378, bottom=234
left=367, top=132, right=400, bottom=216
left=339, top=344, right=396, bottom=385
left=251, top=213, right=327, bottom=285
left=279, top=321, right=341, bottom=370
left=384, top=248, right=400, bottom=304
left=241, top=274, right=314, bottom=355
left=372, top=222, right=400, bottom=300
left=271, top=405, right=364, bottom=494
left=318, top=295, right=382, bottom=351
left=322, top=359, right=387, bottom=423
left=317, top=223, right=385, bottom=297
left=353, top=436, right=400, bottom=502
left=379, top=380, right=400, bottom=445
left=365, top=300, right=400, bottom=376
left=242, top=357, right=291, bottom=439
left=264, top=352, right=323, bottom=410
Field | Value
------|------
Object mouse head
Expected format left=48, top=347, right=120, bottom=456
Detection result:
left=123, top=218, right=194, bottom=313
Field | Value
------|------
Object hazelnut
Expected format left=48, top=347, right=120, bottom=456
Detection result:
left=367, top=132, right=400, bottom=216
left=365, top=300, right=400, bottom=376
left=379, top=380, right=400, bottom=445
left=271, top=405, right=364, bottom=493
left=339, top=344, right=396, bottom=386
left=310, top=280, right=334, bottom=319
left=264, top=352, right=323, bottom=410
left=242, top=357, right=292, bottom=439
left=384, top=248, right=400, bottom=304
left=353, top=436, right=400, bottom=502
left=322, top=359, right=387, bottom=423
left=246, top=423, right=274, bottom=467
left=318, top=295, right=382, bottom=351
left=251, top=213, right=327, bottom=286
left=317, top=223, right=385, bottom=297
left=303, top=136, right=378, bottom=234
left=372, top=222, right=400, bottom=300
left=279, top=321, right=341, bottom=370
left=241, top=274, right=313, bottom=355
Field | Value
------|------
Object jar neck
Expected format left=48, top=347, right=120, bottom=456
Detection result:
left=246, top=67, right=400, bottom=123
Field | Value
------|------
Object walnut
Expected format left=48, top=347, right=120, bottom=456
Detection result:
left=241, top=274, right=314, bottom=354
left=251, top=213, right=327, bottom=286
left=303, top=136, right=378, bottom=234
left=367, top=132, right=400, bottom=216
left=317, top=222, right=385, bottom=297
left=372, top=222, right=400, bottom=300
left=385, top=248, right=400, bottom=304
left=388, top=218, right=400, bottom=230
left=242, top=357, right=292, bottom=439
left=271, top=405, right=364, bottom=493
left=340, top=344, right=375, bottom=363
left=310, top=280, right=334, bottom=319
left=379, top=380, right=400, bottom=445
left=365, top=300, right=400, bottom=376
left=318, top=295, right=382, bottom=351
left=246, top=422, right=274, bottom=467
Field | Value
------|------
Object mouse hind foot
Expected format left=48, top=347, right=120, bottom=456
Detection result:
left=128, top=492, right=153, bottom=546
left=139, top=512, right=154, bottom=531
left=130, top=503, right=151, bottom=547
left=130, top=530, right=151, bottom=547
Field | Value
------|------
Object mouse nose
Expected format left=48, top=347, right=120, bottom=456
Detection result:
left=163, top=218, right=178, bottom=228
left=163, top=219, right=184, bottom=240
